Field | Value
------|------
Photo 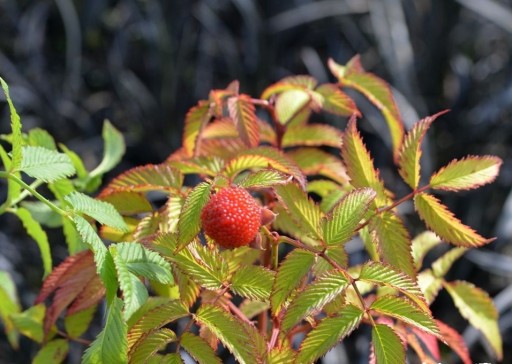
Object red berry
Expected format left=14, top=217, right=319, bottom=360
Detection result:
left=201, top=186, right=261, bottom=248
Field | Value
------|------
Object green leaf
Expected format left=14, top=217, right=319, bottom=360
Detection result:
left=369, top=211, right=415, bottom=278
left=274, top=183, right=323, bottom=242
left=398, top=112, right=446, bottom=189
left=224, top=146, right=306, bottom=188
left=10, top=304, right=45, bottom=343
left=99, top=191, right=153, bottom=215
left=444, top=280, right=502, bottom=360
left=129, top=328, right=177, bottom=364
left=237, top=169, right=290, bottom=189
left=64, top=305, right=96, bottom=339
left=58, top=143, right=88, bottom=179
left=288, top=147, right=349, bottom=185
left=228, top=94, right=259, bottom=147
left=315, top=83, right=359, bottom=116
left=358, top=261, right=429, bottom=313
left=312, top=245, right=349, bottom=275
left=89, top=120, right=125, bottom=178
left=267, top=346, right=296, bottom=364
left=0, top=77, right=22, bottom=170
left=432, top=247, right=466, bottom=278
left=411, top=231, right=443, bottom=271
left=430, top=156, right=502, bottom=191
left=239, top=300, right=269, bottom=320
left=28, top=128, right=57, bottom=150
left=261, top=75, right=317, bottom=99
left=33, top=339, right=69, bottom=364
left=275, top=89, right=311, bottom=125
left=176, top=182, right=212, bottom=251
left=0, top=271, right=21, bottom=347
left=83, top=297, right=128, bottom=364
left=19, top=201, right=62, bottom=228
left=282, top=124, right=343, bottom=148
left=0, top=144, right=21, bottom=204
left=415, top=192, right=490, bottom=247
left=282, top=270, right=349, bottom=332
left=329, top=56, right=404, bottom=161
left=66, top=191, right=128, bottom=232
left=13, top=207, right=52, bottom=277
left=195, top=304, right=266, bottom=364
left=73, top=215, right=118, bottom=303
left=371, top=295, right=439, bottom=336
left=417, top=269, right=443, bottom=305
left=297, top=304, right=363, bottom=363
left=231, top=265, right=275, bottom=302
left=180, top=332, right=222, bottom=364
left=183, top=101, right=210, bottom=156
left=127, top=299, right=189, bottom=349
left=110, top=244, right=149, bottom=320
left=271, top=249, right=316, bottom=315
left=371, top=323, right=405, bottom=364
left=322, top=188, right=376, bottom=245
left=341, top=116, right=389, bottom=205
left=19, top=146, right=75, bottom=182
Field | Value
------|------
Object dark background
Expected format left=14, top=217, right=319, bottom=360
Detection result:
left=0, top=0, right=511, bottom=363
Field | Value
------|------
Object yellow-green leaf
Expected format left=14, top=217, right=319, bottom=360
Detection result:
left=430, top=156, right=502, bottom=191
left=417, top=269, right=443, bottom=305
left=411, top=231, right=443, bottom=271
left=371, top=323, right=405, bottom=364
left=275, top=89, right=311, bottom=125
left=414, top=192, right=491, bottom=247
left=315, top=83, right=359, bottom=116
left=282, top=124, right=343, bottom=148
left=228, top=94, right=259, bottom=147
left=0, top=77, right=22, bottom=170
left=444, top=280, right=502, bottom=360
left=180, top=332, right=222, bottom=364
left=0, top=271, right=21, bottom=348
left=183, top=101, right=210, bottom=157
left=33, top=339, right=69, bottom=364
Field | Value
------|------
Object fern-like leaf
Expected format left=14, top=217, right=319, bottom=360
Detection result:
left=230, top=265, right=275, bottom=302
left=228, top=94, right=259, bottom=147
left=19, top=146, right=75, bottom=182
left=430, top=156, right=502, bottom=191
left=371, top=323, right=405, bottom=364
left=297, top=304, right=363, bottom=363
left=180, top=332, right=222, bottom=364
left=128, top=328, right=177, bottom=364
left=183, top=101, right=210, bottom=156
left=237, top=169, right=290, bottom=189
left=315, top=83, right=359, bottom=116
left=414, top=192, right=491, bottom=247
left=282, top=124, right=343, bottom=148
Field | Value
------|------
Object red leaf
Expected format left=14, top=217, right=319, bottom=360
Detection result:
left=436, top=320, right=472, bottom=364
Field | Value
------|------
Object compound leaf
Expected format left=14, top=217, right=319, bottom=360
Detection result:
left=237, top=169, right=290, bottom=189
left=430, top=156, right=502, bottom=191
left=371, top=323, right=405, bottom=364
left=297, top=304, right=363, bottom=363
left=414, top=193, right=490, bottom=247
left=228, top=94, right=259, bottom=147
left=231, top=265, right=275, bottom=302
left=271, top=249, right=316, bottom=315
left=275, top=89, right=311, bottom=125
left=83, top=297, right=127, bottom=364
left=20, top=146, right=75, bottom=182
left=323, top=187, right=376, bottom=246
left=128, top=328, right=177, bottom=364
left=444, top=280, right=502, bottom=360
left=180, top=332, right=222, bottom=364
left=411, top=231, right=443, bottom=271
left=281, top=270, right=349, bottom=332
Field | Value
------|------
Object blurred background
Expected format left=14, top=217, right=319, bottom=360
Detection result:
left=0, top=0, right=511, bottom=362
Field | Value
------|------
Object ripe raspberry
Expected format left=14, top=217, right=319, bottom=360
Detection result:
left=201, top=186, right=261, bottom=248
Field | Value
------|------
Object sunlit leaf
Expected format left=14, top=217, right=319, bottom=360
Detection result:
left=260, top=75, right=317, bottom=99
left=414, top=193, right=490, bottom=247
left=13, top=207, right=52, bottom=277
left=10, top=304, right=45, bottom=343
left=0, top=77, right=22, bottom=170
left=297, top=304, right=363, bottom=363
left=371, top=323, right=405, bottom=364
left=99, top=191, right=153, bottom=215
left=315, top=83, right=359, bottom=116
left=176, top=182, right=212, bottom=251
left=282, top=124, right=343, bottom=148
left=0, top=271, right=21, bottom=347
left=370, top=295, right=439, bottom=336
left=237, top=169, right=290, bottom=189
left=19, top=146, right=75, bottom=182
left=282, top=270, right=349, bottom=332
left=183, top=101, right=210, bottom=157
left=128, top=328, right=176, bottom=364
left=369, top=211, right=415, bottom=277
left=180, top=332, right=222, bottom=364
left=341, top=116, right=388, bottom=205
left=417, top=269, right=443, bottom=305
left=271, top=249, right=316, bottom=315
left=323, top=187, right=376, bottom=246
left=28, top=128, right=57, bottom=150
left=275, top=89, right=311, bottom=125
left=231, top=265, right=275, bottom=302
left=435, top=320, right=471, bottom=364
left=329, top=56, right=404, bottom=161
left=398, top=112, right=447, bottom=189
left=64, top=305, right=96, bottom=339
left=430, top=156, right=502, bottom=191
left=411, top=231, right=443, bottom=271
left=89, top=120, right=125, bottom=179
left=431, top=247, right=466, bottom=278
left=288, top=147, right=350, bottom=185
left=228, top=94, right=259, bottom=147
left=444, top=280, right=502, bottom=360
left=83, top=297, right=127, bottom=364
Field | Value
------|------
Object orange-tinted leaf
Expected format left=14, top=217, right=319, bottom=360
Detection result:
left=435, top=320, right=471, bottom=364
left=411, top=327, right=440, bottom=361
left=275, top=89, right=311, bottom=125
left=282, top=124, right=343, bottom=148
left=99, top=191, right=153, bottom=215
left=414, top=193, right=491, bottom=247
left=398, top=111, right=448, bottom=189
left=228, top=94, right=259, bottom=147
left=430, top=156, right=502, bottom=191
left=288, top=148, right=350, bottom=185
left=329, top=56, right=404, bottom=161
left=183, top=101, right=211, bottom=157
left=209, top=82, right=238, bottom=117
left=341, top=116, right=389, bottom=205
left=202, top=118, right=239, bottom=139
left=315, top=83, right=359, bottom=116
left=260, top=75, right=317, bottom=99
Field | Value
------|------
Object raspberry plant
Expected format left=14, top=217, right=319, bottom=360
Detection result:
left=0, top=55, right=504, bottom=363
